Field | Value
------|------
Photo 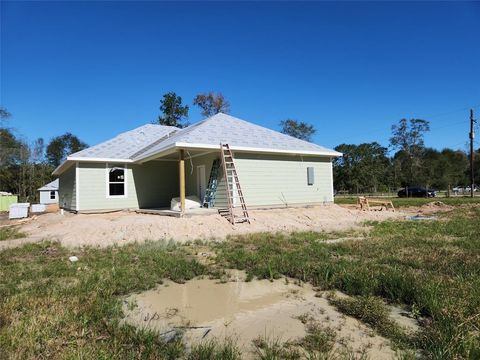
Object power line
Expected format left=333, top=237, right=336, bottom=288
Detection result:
left=419, top=104, right=480, bottom=121
left=328, top=104, right=480, bottom=144
left=449, top=140, right=469, bottom=148
left=429, top=119, right=469, bottom=133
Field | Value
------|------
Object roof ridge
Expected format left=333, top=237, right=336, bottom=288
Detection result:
left=128, top=116, right=222, bottom=159
left=129, top=129, right=180, bottom=159
left=132, top=113, right=340, bottom=162
left=127, top=118, right=214, bottom=159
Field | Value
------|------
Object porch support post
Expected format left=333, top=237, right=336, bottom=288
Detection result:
left=179, top=149, right=186, bottom=213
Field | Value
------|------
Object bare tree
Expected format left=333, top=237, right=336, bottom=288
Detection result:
left=193, top=92, right=230, bottom=117
left=390, top=118, right=430, bottom=186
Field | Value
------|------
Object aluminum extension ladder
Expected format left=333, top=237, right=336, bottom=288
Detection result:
left=218, top=143, right=250, bottom=224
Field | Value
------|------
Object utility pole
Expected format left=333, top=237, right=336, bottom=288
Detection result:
left=470, top=109, right=476, bottom=198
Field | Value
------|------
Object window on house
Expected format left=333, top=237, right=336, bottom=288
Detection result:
left=50, top=191, right=56, bottom=200
left=108, top=166, right=125, bottom=196
left=307, top=167, right=314, bottom=185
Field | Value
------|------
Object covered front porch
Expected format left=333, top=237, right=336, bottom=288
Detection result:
left=136, top=147, right=227, bottom=215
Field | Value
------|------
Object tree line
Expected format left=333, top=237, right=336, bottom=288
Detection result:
left=333, top=118, right=479, bottom=193
left=4, top=92, right=472, bottom=201
left=0, top=107, right=88, bottom=202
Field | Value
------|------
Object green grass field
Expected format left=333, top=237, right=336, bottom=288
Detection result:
left=334, top=196, right=480, bottom=208
left=1, top=205, right=479, bottom=359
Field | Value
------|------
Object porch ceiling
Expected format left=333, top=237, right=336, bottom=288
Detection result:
left=147, top=148, right=219, bottom=162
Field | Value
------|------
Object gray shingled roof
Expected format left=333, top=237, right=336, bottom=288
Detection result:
left=69, top=124, right=178, bottom=159
left=66, top=114, right=339, bottom=165
left=38, top=179, right=59, bottom=191
left=133, top=113, right=339, bottom=161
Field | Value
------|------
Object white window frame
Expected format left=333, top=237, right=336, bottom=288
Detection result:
left=307, top=167, right=315, bottom=186
left=50, top=191, right=56, bottom=200
left=106, top=163, right=128, bottom=198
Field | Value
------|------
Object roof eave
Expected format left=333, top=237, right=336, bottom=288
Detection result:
left=38, top=186, right=58, bottom=191
left=52, top=160, right=72, bottom=176
left=174, top=142, right=342, bottom=157
left=136, top=142, right=342, bottom=163
left=52, top=156, right=135, bottom=175
left=67, top=156, right=134, bottom=163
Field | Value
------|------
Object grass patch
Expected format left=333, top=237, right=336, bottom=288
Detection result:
left=328, top=295, right=406, bottom=345
left=252, top=323, right=361, bottom=360
left=0, top=240, right=207, bottom=358
left=252, top=337, right=302, bottom=360
left=215, top=207, right=480, bottom=358
left=187, top=338, right=241, bottom=360
left=0, top=226, right=25, bottom=241
left=297, top=321, right=336, bottom=354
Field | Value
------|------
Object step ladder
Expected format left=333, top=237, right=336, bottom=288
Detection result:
left=218, top=143, right=250, bottom=224
left=202, top=158, right=221, bottom=208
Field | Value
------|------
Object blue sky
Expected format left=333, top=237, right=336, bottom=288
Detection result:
left=1, top=1, right=480, bottom=153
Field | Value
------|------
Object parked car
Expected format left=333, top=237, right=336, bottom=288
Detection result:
left=452, top=186, right=478, bottom=194
left=397, top=187, right=436, bottom=198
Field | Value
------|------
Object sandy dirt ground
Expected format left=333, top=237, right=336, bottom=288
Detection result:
left=0, top=204, right=403, bottom=249
left=123, top=271, right=418, bottom=359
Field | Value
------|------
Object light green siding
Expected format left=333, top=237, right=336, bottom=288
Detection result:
left=69, top=152, right=333, bottom=211
left=0, top=195, right=18, bottom=211
left=59, top=164, right=76, bottom=210
left=185, top=152, right=333, bottom=209
left=234, top=153, right=333, bottom=207
left=77, top=161, right=178, bottom=211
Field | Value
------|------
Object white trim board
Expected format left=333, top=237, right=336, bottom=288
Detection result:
left=75, top=162, right=80, bottom=211
left=105, top=162, right=128, bottom=199
left=175, top=142, right=342, bottom=157
left=137, top=142, right=342, bottom=163
left=69, top=156, right=133, bottom=163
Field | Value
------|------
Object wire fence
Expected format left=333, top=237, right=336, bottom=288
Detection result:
left=334, top=191, right=480, bottom=198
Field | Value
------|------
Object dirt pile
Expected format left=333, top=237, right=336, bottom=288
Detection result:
left=417, top=201, right=454, bottom=214
left=2, top=204, right=401, bottom=249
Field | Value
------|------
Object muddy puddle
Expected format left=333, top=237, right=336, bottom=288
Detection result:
left=123, top=273, right=412, bottom=359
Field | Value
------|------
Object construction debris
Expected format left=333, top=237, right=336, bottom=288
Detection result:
left=357, top=197, right=395, bottom=211
left=406, top=215, right=437, bottom=221
left=9, top=203, right=30, bottom=219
